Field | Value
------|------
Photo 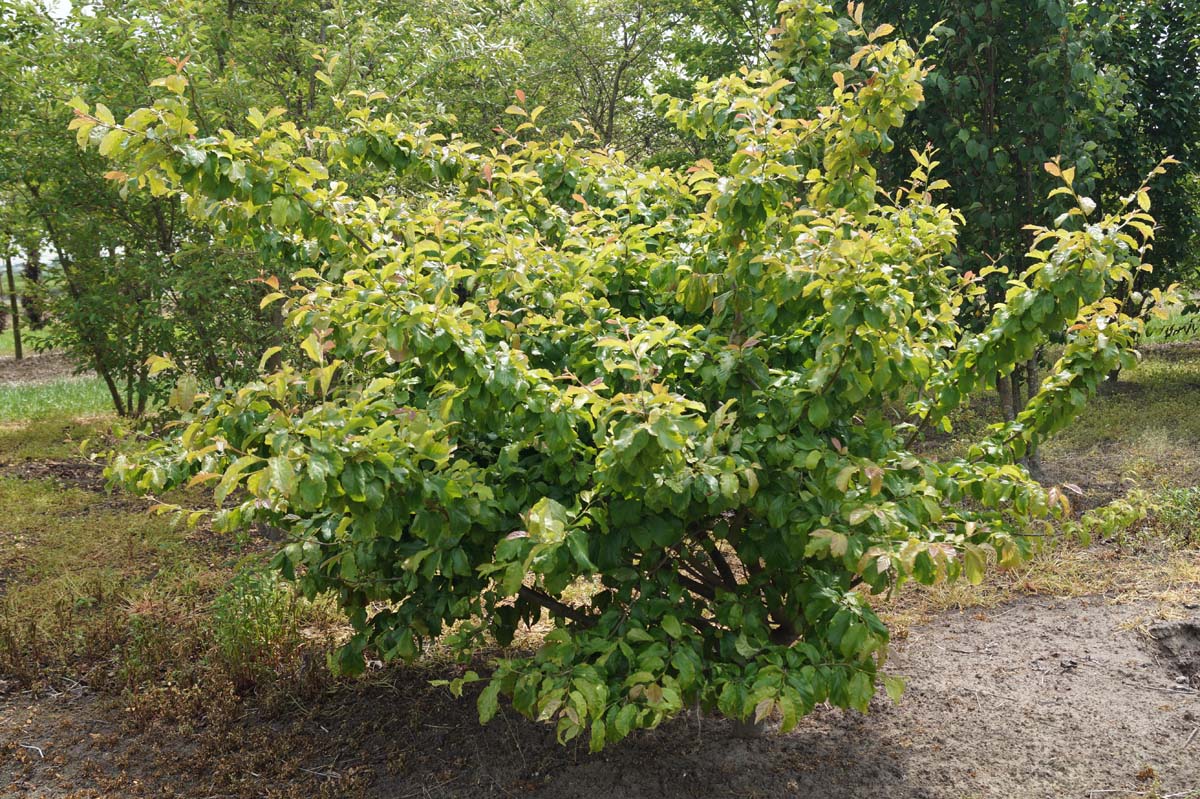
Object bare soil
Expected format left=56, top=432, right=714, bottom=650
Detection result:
left=0, top=355, right=79, bottom=386
left=4, top=460, right=106, bottom=491
left=3, top=596, right=1197, bottom=799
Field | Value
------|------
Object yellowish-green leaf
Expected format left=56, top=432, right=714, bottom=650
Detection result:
left=301, top=334, right=323, bottom=364
left=98, top=128, right=125, bottom=157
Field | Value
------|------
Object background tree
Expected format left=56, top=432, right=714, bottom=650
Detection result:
left=868, top=0, right=1200, bottom=410
left=0, top=200, right=40, bottom=360
left=1082, top=0, right=1200, bottom=296
left=2, top=239, right=21, bottom=359
left=0, top=0, right=516, bottom=411
left=0, top=0, right=47, bottom=353
left=868, top=0, right=1107, bottom=424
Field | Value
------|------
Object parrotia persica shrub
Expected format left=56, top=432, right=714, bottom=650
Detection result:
left=84, top=0, right=1169, bottom=750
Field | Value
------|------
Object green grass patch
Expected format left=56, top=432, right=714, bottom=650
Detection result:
left=0, top=325, right=52, bottom=357
left=931, top=344, right=1200, bottom=498
left=0, top=465, right=324, bottom=699
left=0, top=417, right=339, bottom=708
left=0, top=375, right=113, bottom=422
left=0, top=473, right=193, bottom=684
left=1051, top=350, right=1200, bottom=449
left=1035, top=347, right=1200, bottom=495
left=0, top=416, right=111, bottom=464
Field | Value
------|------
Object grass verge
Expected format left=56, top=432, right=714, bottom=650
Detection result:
left=0, top=375, right=113, bottom=423
left=0, top=418, right=342, bottom=725
left=0, top=326, right=52, bottom=358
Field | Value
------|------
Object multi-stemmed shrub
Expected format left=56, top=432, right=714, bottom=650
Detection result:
left=84, top=0, right=1167, bottom=749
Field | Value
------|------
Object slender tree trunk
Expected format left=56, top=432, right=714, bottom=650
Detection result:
left=1025, top=355, right=1041, bottom=398
left=1022, top=352, right=1043, bottom=479
left=22, top=245, right=43, bottom=330
left=100, top=367, right=127, bottom=417
left=136, top=376, right=148, bottom=417
left=266, top=300, right=284, bottom=371
left=5, top=255, right=23, bottom=361
left=1009, top=367, right=1023, bottom=417
left=25, top=181, right=128, bottom=415
left=997, top=373, right=1014, bottom=421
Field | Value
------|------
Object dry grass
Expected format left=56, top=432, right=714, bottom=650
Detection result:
left=868, top=344, right=1200, bottom=642
left=879, top=540, right=1200, bottom=641
left=0, top=419, right=344, bottom=720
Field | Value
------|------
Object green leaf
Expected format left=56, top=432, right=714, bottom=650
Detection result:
left=963, top=546, right=986, bottom=585
left=145, top=354, right=177, bottom=376
left=614, top=704, right=637, bottom=737
left=625, top=627, right=654, bottom=643
left=835, top=465, right=856, bottom=493
left=882, top=674, right=906, bottom=704
left=807, top=396, right=830, bottom=428
left=300, top=334, right=323, bottom=364
left=566, top=530, right=595, bottom=571
left=589, top=719, right=607, bottom=752
left=258, top=346, right=283, bottom=370
left=214, top=455, right=263, bottom=506
left=527, top=497, right=569, bottom=543
left=268, top=455, right=297, bottom=497
left=478, top=681, right=502, bottom=723
left=98, top=128, right=125, bottom=157
left=296, top=157, right=329, bottom=180
left=271, top=196, right=297, bottom=227
left=661, top=614, right=683, bottom=639
left=848, top=507, right=873, bottom=526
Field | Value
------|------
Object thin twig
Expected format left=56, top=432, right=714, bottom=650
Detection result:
left=18, top=743, right=44, bottom=758
left=1121, top=680, right=1199, bottom=696
left=969, top=688, right=1018, bottom=703
left=399, top=775, right=462, bottom=798
left=1181, top=726, right=1200, bottom=751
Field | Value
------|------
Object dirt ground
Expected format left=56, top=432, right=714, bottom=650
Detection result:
left=2, top=597, right=1197, bottom=799
left=0, top=355, right=79, bottom=387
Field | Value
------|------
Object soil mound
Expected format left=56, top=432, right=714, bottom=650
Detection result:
left=1151, top=619, right=1200, bottom=687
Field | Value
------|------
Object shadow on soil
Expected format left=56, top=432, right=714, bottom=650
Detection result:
left=4, top=598, right=1198, bottom=799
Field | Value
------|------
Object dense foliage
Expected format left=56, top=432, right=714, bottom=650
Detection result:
left=2, top=0, right=1197, bottom=414
left=862, top=0, right=1200, bottom=410
left=87, top=0, right=1169, bottom=747
left=0, top=0, right=615, bottom=411
left=871, top=0, right=1102, bottom=284
left=1084, top=0, right=1200, bottom=292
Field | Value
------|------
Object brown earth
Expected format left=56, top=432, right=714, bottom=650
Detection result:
left=0, top=355, right=79, bottom=387
left=3, top=596, right=1197, bottom=799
